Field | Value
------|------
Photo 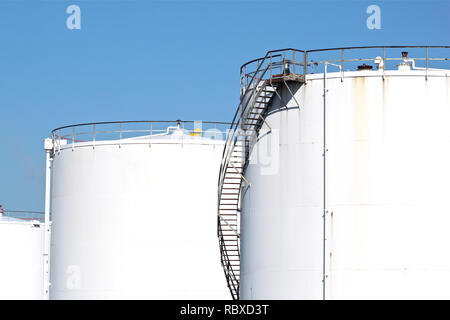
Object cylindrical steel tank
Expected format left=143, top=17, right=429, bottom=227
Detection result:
left=0, top=217, right=44, bottom=299
left=240, top=57, right=450, bottom=299
left=49, top=121, right=230, bottom=299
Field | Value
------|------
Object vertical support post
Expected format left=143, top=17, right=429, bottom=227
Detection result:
left=256, top=60, right=261, bottom=84
left=303, top=52, right=308, bottom=82
left=244, top=66, right=247, bottom=89
left=383, top=47, right=386, bottom=80
left=270, top=52, right=273, bottom=80
left=119, top=123, right=122, bottom=148
left=43, top=138, right=53, bottom=300
left=322, top=62, right=328, bottom=301
left=426, top=47, right=429, bottom=81
left=92, top=124, right=96, bottom=149
left=149, top=122, right=152, bottom=147
left=341, top=49, right=344, bottom=82
left=293, top=50, right=296, bottom=75
left=51, top=132, right=56, bottom=155
left=72, top=127, right=75, bottom=151
left=57, top=130, right=61, bottom=154
left=240, top=69, right=243, bottom=97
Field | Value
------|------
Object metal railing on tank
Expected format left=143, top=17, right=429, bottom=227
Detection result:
left=240, top=48, right=306, bottom=95
left=51, top=120, right=231, bottom=153
left=306, top=46, right=450, bottom=80
left=1, top=210, right=45, bottom=223
left=240, top=46, right=450, bottom=93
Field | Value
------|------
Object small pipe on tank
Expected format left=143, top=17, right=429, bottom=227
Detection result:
left=322, top=62, right=328, bottom=301
left=43, top=138, right=53, bottom=300
left=321, top=61, right=341, bottom=300
left=402, top=51, right=446, bottom=72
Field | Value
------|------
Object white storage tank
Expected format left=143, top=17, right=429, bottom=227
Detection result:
left=0, top=217, right=44, bottom=299
left=49, top=121, right=230, bottom=299
left=234, top=47, right=450, bottom=299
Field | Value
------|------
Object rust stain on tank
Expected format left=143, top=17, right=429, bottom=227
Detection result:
left=353, top=77, right=369, bottom=140
left=353, top=76, right=372, bottom=199
left=328, top=210, right=334, bottom=296
left=352, top=77, right=372, bottom=259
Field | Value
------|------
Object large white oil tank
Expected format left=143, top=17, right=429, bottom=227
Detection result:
left=238, top=47, right=450, bottom=299
left=0, top=217, right=44, bottom=299
left=49, top=121, right=230, bottom=299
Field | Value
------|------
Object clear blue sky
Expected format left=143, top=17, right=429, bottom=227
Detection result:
left=0, top=0, right=449, bottom=212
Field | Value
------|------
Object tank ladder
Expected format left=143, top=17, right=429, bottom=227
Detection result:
left=218, top=49, right=306, bottom=300
left=218, top=81, right=279, bottom=300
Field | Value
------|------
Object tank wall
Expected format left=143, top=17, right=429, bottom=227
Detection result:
left=0, top=221, right=44, bottom=299
left=50, top=139, right=230, bottom=299
left=241, top=81, right=323, bottom=299
left=241, top=71, right=450, bottom=299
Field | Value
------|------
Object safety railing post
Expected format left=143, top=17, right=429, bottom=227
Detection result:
left=304, top=51, right=308, bottom=80
left=58, top=129, right=61, bottom=153
left=149, top=122, right=152, bottom=147
left=43, top=138, right=53, bottom=300
left=51, top=132, right=56, bottom=155
left=293, top=50, right=296, bottom=75
left=426, top=47, right=429, bottom=81
left=270, top=52, right=273, bottom=80
left=93, top=124, right=96, bottom=149
left=240, top=70, right=243, bottom=96
left=72, top=127, right=75, bottom=151
left=244, top=66, right=247, bottom=88
left=119, top=123, right=122, bottom=148
left=257, top=59, right=262, bottom=83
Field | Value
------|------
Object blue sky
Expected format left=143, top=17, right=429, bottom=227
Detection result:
left=0, top=0, right=449, bottom=212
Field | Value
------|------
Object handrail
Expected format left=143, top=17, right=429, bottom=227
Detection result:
left=51, top=120, right=231, bottom=133
left=219, top=52, right=276, bottom=173
left=218, top=224, right=239, bottom=294
left=2, top=210, right=45, bottom=222
left=240, top=46, right=449, bottom=71
left=51, top=120, right=231, bottom=153
left=240, top=48, right=305, bottom=72
left=306, top=45, right=450, bottom=53
left=240, top=46, right=450, bottom=89
left=238, top=46, right=450, bottom=109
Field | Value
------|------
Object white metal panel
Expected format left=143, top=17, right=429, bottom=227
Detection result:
left=50, top=134, right=230, bottom=299
left=241, top=70, right=450, bottom=299
left=0, top=219, right=44, bottom=299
